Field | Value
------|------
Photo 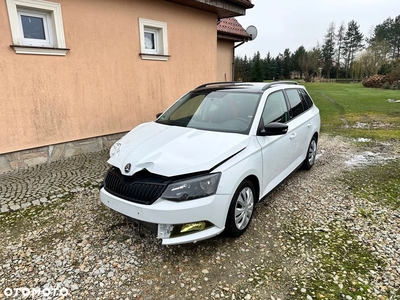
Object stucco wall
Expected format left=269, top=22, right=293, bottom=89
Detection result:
left=217, top=39, right=234, bottom=81
left=0, top=0, right=217, bottom=154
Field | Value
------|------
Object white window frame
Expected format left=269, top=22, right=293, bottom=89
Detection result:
left=144, top=29, right=158, bottom=54
left=18, top=9, right=52, bottom=47
left=139, top=18, right=169, bottom=61
left=6, top=0, right=68, bottom=56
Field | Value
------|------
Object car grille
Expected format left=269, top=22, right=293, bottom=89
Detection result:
left=103, top=167, right=169, bottom=205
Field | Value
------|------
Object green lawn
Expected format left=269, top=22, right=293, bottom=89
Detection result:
left=303, top=82, right=400, bottom=140
left=290, top=82, right=400, bottom=299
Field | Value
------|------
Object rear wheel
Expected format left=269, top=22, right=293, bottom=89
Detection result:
left=225, top=180, right=255, bottom=237
left=303, top=136, right=317, bottom=170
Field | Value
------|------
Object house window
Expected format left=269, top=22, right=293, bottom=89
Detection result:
left=144, top=29, right=157, bottom=53
left=18, top=9, right=52, bottom=46
left=139, top=18, right=169, bottom=61
left=6, top=0, right=69, bottom=56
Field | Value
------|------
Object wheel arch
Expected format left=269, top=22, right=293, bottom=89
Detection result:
left=313, top=131, right=319, bottom=143
left=242, top=174, right=260, bottom=203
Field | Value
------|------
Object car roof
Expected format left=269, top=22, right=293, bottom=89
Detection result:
left=193, top=81, right=300, bottom=93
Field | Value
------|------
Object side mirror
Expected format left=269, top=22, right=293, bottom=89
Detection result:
left=259, top=122, right=288, bottom=136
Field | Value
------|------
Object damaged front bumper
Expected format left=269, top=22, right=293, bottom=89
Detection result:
left=99, top=187, right=229, bottom=245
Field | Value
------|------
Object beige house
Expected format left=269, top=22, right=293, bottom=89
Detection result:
left=0, top=0, right=252, bottom=173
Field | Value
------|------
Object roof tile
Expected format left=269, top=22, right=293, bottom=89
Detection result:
left=217, top=17, right=250, bottom=38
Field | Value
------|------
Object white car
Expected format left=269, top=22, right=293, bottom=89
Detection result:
left=100, top=82, right=320, bottom=245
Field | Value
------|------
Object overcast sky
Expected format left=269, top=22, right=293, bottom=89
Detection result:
left=235, top=0, right=400, bottom=58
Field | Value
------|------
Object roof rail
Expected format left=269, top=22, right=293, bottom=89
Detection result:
left=195, top=81, right=240, bottom=89
left=261, top=81, right=298, bottom=91
left=269, top=81, right=298, bottom=86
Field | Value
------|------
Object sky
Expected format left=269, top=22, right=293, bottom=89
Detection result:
left=235, top=0, right=400, bottom=58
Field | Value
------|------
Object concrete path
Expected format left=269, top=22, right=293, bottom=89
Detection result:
left=0, top=150, right=110, bottom=213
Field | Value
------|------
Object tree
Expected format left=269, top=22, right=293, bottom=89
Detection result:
left=322, top=22, right=336, bottom=79
left=298, top=48, right=321, bottom=81
left=263, top=52, right=275, bottom=80
left=274, top=53, right=283, bottom=79
left=370, top=15, right=400, bottom=60
left=282, top=48, right=292, bottom=79
left=335, top=22, right=346, bottom=78
left=251, top=51, right=264, bottom=82
left=343, top=20, right=364, bottom=78
left=234, top=55, right=251, bottom=81
left=309, top=47, right=323, bottom=79
left=293, top=46, right=306, bottom=78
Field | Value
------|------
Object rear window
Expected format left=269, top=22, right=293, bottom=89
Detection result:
left=299, top=89, right=314, bottom=109
left=285, top=89, right=304, bottom=118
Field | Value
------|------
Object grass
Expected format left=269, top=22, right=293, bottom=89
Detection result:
left=303, top=82, right=400, bottom=140
left=340, top=158, right=400, bottom=210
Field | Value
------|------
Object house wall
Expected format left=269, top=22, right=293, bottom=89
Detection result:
left=217, top=39, right=234, bottom=81
left=0, top=0, right=218, bottom=157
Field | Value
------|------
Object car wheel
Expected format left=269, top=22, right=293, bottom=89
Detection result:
left=225, top=180, right=255, bottom=237
left=303, top=135, right=317, bottom=170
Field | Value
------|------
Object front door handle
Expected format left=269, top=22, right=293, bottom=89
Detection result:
left=290, top=133, right=297, bottom=139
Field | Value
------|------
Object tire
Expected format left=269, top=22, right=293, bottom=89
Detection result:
left=303, top=135, right=317, bottom=170
left=224, top=180, right=255, bottom=237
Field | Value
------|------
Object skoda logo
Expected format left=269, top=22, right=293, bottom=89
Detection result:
left=124, top=163, right=131, bottom=173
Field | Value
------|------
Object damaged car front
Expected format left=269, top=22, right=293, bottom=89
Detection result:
left=99, top=85, right=262, bottom=245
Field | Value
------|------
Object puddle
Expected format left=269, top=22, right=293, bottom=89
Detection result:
left=353, top=122, right=399, bottom=129
left=355, top=138, right=371, bottom=143
left=345, top=151, right=397, bottom=167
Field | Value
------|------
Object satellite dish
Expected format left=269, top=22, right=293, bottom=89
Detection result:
left=246, top=25, right=258, bottom=41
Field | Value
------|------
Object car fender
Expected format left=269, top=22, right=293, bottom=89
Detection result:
left=214, top=136, right=262, bottom=198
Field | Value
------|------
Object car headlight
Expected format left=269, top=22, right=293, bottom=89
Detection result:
left=162, top=173, right=221, bottom=201
left=110, top=142, right=121, bottom=158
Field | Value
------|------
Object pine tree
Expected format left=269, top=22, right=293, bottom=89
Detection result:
left=322, top=22, right=336, bottom=79
left=343, top=20, right=364, bottom=78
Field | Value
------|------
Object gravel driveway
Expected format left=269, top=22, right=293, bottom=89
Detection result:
left=0, top=134, right=399, bottom=300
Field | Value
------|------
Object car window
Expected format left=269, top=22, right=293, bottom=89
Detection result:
left=156, top=91, right=261, bottom=134
left=299, top=89, right=314, bottom=109
left=169, top=94, right=205, bottom=121
left=285, top=88, right=305, bottom=118
left=261, top=91, right=289, bottom=125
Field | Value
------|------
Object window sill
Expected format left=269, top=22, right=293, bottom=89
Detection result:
left=11, top=45, right=70, bottom=56
left=139, top=53, right=170, bottom=61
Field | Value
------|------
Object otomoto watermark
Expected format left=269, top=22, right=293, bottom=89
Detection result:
left=3, top=287, right=69, bottom=298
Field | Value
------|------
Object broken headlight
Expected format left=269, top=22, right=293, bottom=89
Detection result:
left=161, top=173, right=221, bottom=201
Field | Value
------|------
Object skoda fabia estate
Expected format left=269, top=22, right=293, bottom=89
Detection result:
left=100, top=81, right=320, bottom=245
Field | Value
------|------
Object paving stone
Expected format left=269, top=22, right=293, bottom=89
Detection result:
left=0, top=150, right=110, bottom=213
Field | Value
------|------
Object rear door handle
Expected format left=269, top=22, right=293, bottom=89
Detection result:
left=290, top=133, right=297, bottom=139
left=307, top=122, right=313, bottom=128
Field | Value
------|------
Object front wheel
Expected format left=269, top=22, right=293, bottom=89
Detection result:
left=302, top=136, right=317, bottom=170
left=224, top=180, right=255, bottom=237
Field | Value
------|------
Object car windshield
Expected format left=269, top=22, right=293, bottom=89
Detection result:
left=156, top=91, right=261, bottom=134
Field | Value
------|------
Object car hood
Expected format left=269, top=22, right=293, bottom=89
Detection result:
left=108, top=122, right=249, bottom=177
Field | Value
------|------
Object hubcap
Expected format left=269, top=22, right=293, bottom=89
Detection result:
left=308, top=139, right=317, bottom=165
left=234, top=187, right=254, bottom=230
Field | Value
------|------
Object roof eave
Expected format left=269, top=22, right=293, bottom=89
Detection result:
left=164, top=0, right=253, bottom=18
left=217, top=32, right=250, bottom=42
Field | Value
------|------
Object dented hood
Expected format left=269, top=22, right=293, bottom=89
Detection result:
left=108, top=122, right=249, bottom=177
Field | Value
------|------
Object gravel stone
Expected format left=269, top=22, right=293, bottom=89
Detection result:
left=0, top=135, right=399, bottom=299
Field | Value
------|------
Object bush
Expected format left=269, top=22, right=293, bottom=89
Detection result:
left=387, top=61, right=400, bottom=84
left=362, top=75, right=389, bottom=88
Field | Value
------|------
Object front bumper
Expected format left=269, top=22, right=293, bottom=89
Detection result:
left=99, top=187, right=231, bottom=245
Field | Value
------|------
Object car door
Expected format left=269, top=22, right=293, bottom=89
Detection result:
left=256, top=90, right=297, bottom=197
left=284, top=88, right=317, bottom=166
